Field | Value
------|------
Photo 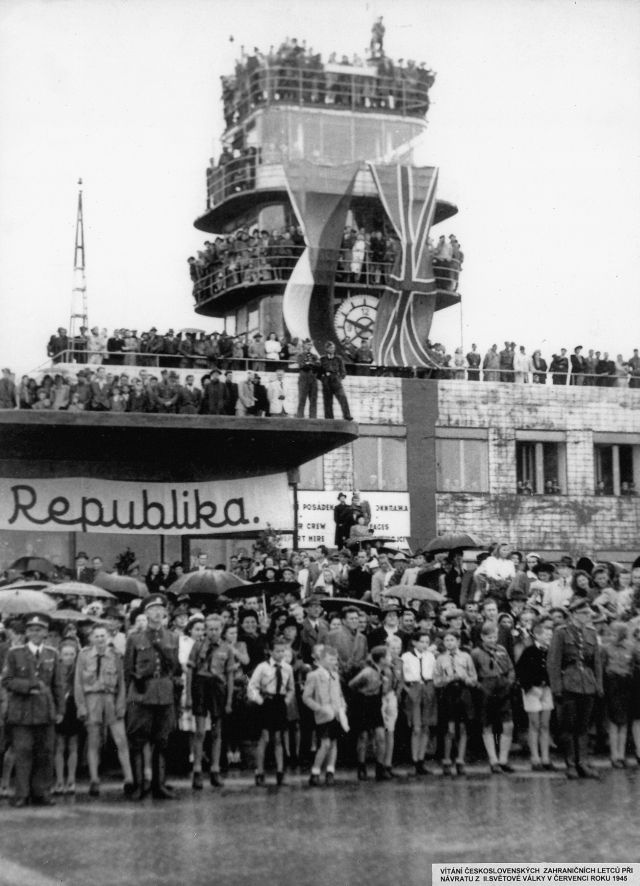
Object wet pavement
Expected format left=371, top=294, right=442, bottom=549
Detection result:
left=0, top=765, right=638, bottom=886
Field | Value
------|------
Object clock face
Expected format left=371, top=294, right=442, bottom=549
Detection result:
left=334, top=294, right=379, bottom=346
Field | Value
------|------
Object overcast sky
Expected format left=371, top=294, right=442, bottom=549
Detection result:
left=1, top=0, right=639, bottom=373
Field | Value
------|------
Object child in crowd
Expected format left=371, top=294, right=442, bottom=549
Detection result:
left=515, top=617, right=555, bottom=771
left=472, top=621, right=516, bottom=773
left=302, top=645, right=348, bottom=786
left=401, top=629, right=437, bottom=776
left=433, top=629, right=477, bottom=776
left=54, top=640, right=81, bottom=794
left=602, top=621, right=634, bottom=768
left=381, top=634, right=403, bottom=777
left=348, top=645, right=388, bottom=781
left=248, top=636, right=295, bottom=786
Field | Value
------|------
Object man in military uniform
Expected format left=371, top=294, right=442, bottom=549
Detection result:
left=124, top=594, right=181, bottom=799
left=319, top=341, right=353, bottom=421
left=1, top=613, right=64, bottom=807
left=295, top=338, right=319, bottom=418
left=547, top=597, right=603, bottom=779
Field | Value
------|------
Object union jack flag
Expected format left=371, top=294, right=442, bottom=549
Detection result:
left=369, top=164, right=439, bottom=367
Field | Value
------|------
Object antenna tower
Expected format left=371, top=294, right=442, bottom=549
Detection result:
left=69, top=178, right=88, bottom=344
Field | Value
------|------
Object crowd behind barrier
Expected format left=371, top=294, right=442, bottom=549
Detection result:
left=219, top=34, right=435, bottom=130
left=1, top=532, right=640, bottom=802
left=188, top=228, right=463, bottom=302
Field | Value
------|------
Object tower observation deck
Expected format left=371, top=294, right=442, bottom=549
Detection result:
left=190, top=31, right=462, bottom=368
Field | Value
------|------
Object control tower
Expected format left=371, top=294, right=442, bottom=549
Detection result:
left=191, top=30, right=461, bottom=367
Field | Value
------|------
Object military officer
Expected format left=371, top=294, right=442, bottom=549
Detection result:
left=124, top=594, right=181, bottom=799
left=1, top=613, right=64, bottom=807
left=319, top=341, right=353, bottom=421
left=547, top=597, right=603, bottom=779
left=295, top=338, right=319, bottom=419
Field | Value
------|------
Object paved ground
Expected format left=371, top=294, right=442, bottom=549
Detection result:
left=0, top=764, right=638, bottom=886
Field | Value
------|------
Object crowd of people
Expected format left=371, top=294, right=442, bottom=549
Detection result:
left=188, top=227, right=463, bottom=300
left=220, top=27, right=435, bottom=132
left=1, top=533, right=640, bottom=806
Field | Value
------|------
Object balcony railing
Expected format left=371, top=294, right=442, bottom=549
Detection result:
left=191, top=246, right=461, bottom=304
left=222, top=63, right=433, bottom=131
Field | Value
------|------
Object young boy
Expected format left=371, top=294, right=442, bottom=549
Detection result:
left=433, top=629, right=477, bottom=776
left=516, top=617, right=555, bottom=771
left=185, top=613, right=234, bottom=789
left=401, top=629, right=438, bottom=776
left=302, top=645, right=348, bottom=786
left=247, top=636, right=295, bottom=786
left=471, top=621, right=516, bottom=773
left=348, top=646, right=388, bottom=781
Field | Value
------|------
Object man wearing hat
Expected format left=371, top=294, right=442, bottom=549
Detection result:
left=547, top=597, right=603, bottom=778
left=367, top=601, right=408, bottom=651
left=333, top=492, right=351, bottom=549
left=300, top=596, right=330, bottom=664
left=295, top=338, right=319, bottom=418
left=124, top=594, right=181, bottom=799
left=2, top=613, right=65, bottom=807
left=387, top=551, right=409, bottom=588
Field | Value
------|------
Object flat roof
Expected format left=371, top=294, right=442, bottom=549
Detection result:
left=0, top=412, right=358, bottom=482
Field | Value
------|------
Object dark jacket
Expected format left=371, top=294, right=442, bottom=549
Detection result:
left=2, top=644, right=65, bottom=725
left=124, top=627, right=180, bottom=706
left=516, top=642, right=550, bottom=692
left=547, top=623, right=603, bottom=696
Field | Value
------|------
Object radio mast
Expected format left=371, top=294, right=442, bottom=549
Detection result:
left=69, top=178, right=88, bottom=344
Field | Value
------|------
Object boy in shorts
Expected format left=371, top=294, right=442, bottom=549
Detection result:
left=516, top=616, right=555, bottom=771
left=248, top=636, right=295, bottom=786
left=401, top=629, right=438, bottom=775
left=186, top=613, right=234, bottom=789
left=348, top=646, right=388, bottom=781
left=75, top=624, right=134, bottom=796
left=302, top=645, right=348, bottom=786
left=472, top=621, right=516, bottom=773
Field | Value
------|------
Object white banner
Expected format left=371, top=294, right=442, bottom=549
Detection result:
left=297, top=490, right=410, bottom=549
left=0, top=475, right=293, bottom=536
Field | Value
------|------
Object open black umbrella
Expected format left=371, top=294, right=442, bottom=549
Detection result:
left=315, top=597, right=380, bottom=616
left=345, top=536, right=396, bottom=551
left=169, top=570, right=250, bottom=598
left=422, top=533, right=485, bottom=554
left=93, top=571, right=148, bottom=600
left=9, top=556, right=56, bottom=577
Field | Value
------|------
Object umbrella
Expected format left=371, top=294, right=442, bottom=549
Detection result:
left=50, top=582, right=116, bottom=600
left=221, top=580, right=296, bottom=601
left=0, top=580, right=55, bottom=593
left=50, top=609, right=101, bottom=623
left=382, top=585, right=445, bottom=604
left=178, top=327, right=206, bottom=335
left=345, top=536, right=396, bottom=551
left=0, top=589, right=57, bottom=616
left=422, top=533, right=485, bottom=554
left=169, top=570, right=250, bottom=598
left=315, top=597, right=380, bottom=615
left=93, top=571, right=148, bottom=600
left=9, top=556, right=56, bottom=577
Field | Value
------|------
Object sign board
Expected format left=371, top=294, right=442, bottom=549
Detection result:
left=0, top=475, right=292, bottom=536
left=296, top=490, right=410, bottom=549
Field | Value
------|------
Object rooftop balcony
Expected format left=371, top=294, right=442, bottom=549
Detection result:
left=221, top=62, right=434, bottom=133
left=191, top=246, right=461, bottom=316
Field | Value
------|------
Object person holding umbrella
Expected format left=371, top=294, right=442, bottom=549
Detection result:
left=2, top=613, right=65, bottom=807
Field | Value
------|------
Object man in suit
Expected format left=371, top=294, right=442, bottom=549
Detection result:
left=177, top=374, right=202, bottom=414
left=200, top=367, right=226, bottom=414
left=89, top=366, right=111, bottom=411
left=300, top=595, right=330, bottom=664
left=0, top=368, right=17, bottom=409
left=1, top=613, right=64, bottom=806
left=570, top=345, right=586, bottom=386
left=223, top=370, right=239, bottom=415
left=73, top=552, right=95, bottom=583
left=326, top=606, right=368, bottom=683
left=47, top=327, right=70, bottom=362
